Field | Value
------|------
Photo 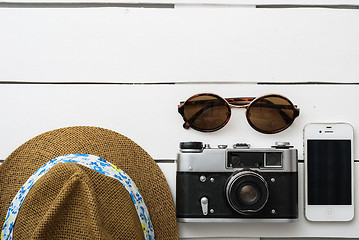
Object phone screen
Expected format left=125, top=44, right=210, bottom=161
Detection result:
left=307, top=139, right=352, bottom=205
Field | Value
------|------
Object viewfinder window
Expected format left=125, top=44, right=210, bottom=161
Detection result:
left=265, top=152, right=282, bottom=168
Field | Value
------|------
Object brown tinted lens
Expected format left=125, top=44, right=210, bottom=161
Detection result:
left=183, top=94, right=230, bottom=131
left=247, top=96, right=295, bottom=133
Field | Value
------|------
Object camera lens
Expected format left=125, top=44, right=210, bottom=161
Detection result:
left=237, top=183, right=260, bottom=205
left=226, top=171, right=269, bottom=215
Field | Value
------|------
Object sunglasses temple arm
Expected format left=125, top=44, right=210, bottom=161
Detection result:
left=260, top=100, right=300, bottom=122
left=179, top=100, right=225, bottom=128
left=178, top=104, right=188, bottom=129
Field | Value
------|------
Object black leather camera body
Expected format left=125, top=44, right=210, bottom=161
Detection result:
left=176, top=142, right=298, bottom=222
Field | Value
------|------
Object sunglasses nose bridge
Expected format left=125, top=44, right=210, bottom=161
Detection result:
left=228, top=103, right=249, bottom=109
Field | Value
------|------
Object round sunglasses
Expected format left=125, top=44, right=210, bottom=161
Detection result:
left=178, top=93, right=300, bottom=134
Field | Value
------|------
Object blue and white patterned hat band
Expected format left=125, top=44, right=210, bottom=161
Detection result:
left=1, top=154, right=155, bottom=240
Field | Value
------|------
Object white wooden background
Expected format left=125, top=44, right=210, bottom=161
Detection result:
left=0, top=5, right=359, bottom=239
left=1, top=7, right=358, bottom=84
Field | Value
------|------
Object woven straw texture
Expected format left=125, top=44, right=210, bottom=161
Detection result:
left=0, top=126, right=178, bottom=239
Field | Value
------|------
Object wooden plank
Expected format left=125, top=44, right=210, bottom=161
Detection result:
left=0, top=7, right=358, bottom=83
left=0, top=84, right=359, bottom=160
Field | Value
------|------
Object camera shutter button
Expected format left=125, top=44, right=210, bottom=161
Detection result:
left=200, top=197, right=209, bottom=216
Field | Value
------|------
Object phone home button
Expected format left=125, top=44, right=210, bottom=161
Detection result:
left=326, top=208, right=334, bottom=218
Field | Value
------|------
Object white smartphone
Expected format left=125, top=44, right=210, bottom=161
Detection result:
left=304, top=123, right=354, bottom=221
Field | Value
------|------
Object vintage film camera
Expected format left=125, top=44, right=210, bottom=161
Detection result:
left=176, top=142, right=298, bottom=222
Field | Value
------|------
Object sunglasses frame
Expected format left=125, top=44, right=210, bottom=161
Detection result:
left=178, top=93, right=300, bottom=134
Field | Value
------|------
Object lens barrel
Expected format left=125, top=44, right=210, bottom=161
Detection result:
left=226, top=171, right=269, bottom=214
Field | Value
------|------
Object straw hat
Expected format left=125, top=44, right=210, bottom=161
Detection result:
left=0, top=126, right=178, bottom=239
